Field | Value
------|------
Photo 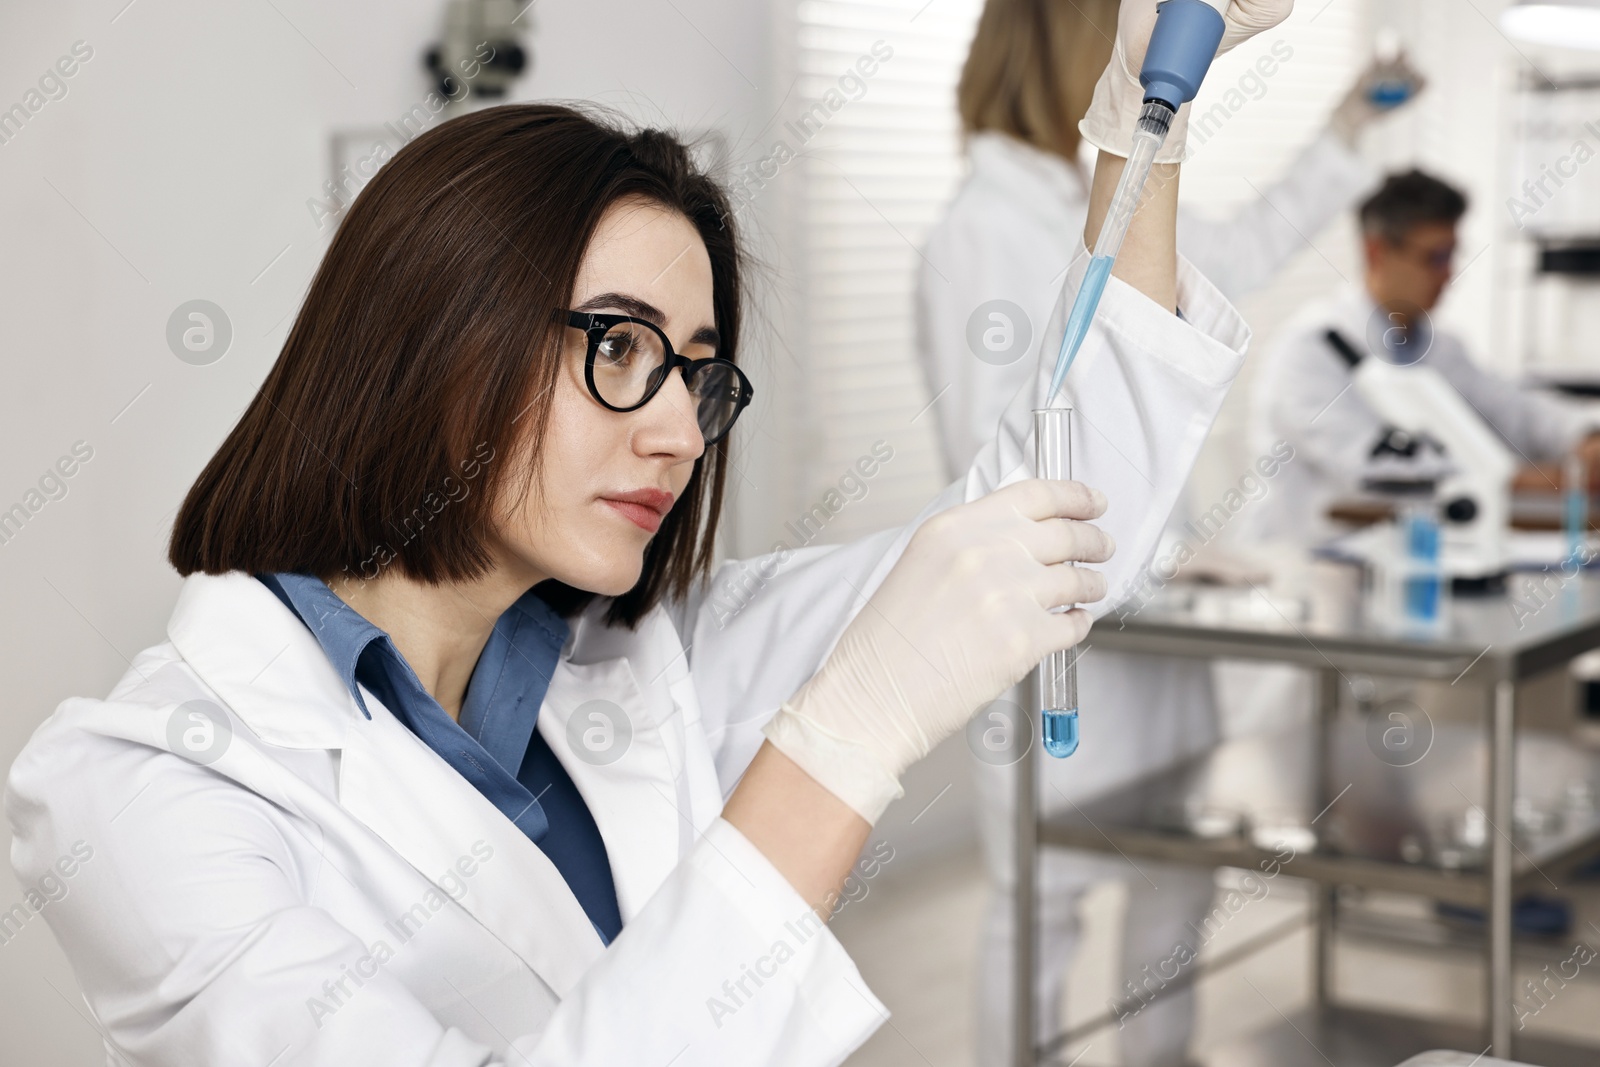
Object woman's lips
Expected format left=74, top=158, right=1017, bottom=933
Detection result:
left=601, top=498, right=663, bottom=533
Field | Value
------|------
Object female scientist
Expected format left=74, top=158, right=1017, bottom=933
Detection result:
left=7, top=2, right=1281, bottom=1062
left=916, top=1, right=1418, bottom=1062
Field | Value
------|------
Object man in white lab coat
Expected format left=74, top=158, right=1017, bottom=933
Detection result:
left=1248, top=169, right=1600, bottom=545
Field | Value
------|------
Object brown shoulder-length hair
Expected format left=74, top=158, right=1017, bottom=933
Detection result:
left=168, top=103, right=741, bottom=628
left=957, top=0, right=1117, bottom=161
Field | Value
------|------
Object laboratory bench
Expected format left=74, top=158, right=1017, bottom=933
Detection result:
left=1327, top=490, right=1600, bottom=532
left=1013, top=566, right=1600, bottom=1066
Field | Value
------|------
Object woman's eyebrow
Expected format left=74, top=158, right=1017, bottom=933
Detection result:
left=574, top=292, right=664, bottom=322
left=576, top=291, right=720, bottom=348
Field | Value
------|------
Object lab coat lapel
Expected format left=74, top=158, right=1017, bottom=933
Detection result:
left=538, top=612, right=691, bottom=923
left=173, top=572, right=606, bottom=994
left=338, top=699, right=606, bottom=997
left=167, top=572, right=355, bottom=750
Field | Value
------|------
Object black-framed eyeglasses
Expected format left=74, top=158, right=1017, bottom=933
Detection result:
left=564, top=311, right=754, bottom=445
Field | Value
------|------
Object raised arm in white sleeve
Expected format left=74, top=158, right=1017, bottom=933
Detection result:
left=687, top=246, right=1249, bottom=799
left=1177, top=130, right=1376, bottom=298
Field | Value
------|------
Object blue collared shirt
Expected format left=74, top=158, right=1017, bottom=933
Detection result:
left=255, top=572, right=623, bottom=945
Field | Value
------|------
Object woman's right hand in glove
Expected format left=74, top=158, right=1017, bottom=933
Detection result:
left=1081, top=0, right=1297, bottom=162
left=762, top=478, right=1114, bottom=823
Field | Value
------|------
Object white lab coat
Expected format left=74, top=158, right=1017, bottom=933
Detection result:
left=913, top=129, right=1375, bottom=1064
left=1246, top=285, right=1598, bottom=545
left=6, top=253, right=1249, bottom=1067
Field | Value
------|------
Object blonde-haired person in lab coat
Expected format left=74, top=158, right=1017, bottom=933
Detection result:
left=915, top=1, right=1420, bottom=1062
left=1247, top=168, right=1600, bottom=544
left=4, top=0, right=1298, bottom=1055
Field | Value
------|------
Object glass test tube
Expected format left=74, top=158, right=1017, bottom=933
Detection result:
left=1396, top=495, right=1443, bottom=632
left=1566, top=451, right=1588, bottom=567
left=1034, top=407, right=1079, bottom=758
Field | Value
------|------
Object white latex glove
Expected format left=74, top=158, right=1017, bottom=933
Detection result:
left=1080, top=0, right=1295, bottom=163
left=762, top=479, right=1113, bottom=823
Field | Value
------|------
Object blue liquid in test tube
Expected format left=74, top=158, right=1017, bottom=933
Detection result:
left=1034, top=407, right=1079, bottom=758
left=1043, top=706, right=1079, bottom=759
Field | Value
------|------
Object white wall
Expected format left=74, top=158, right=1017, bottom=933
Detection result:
left=0, top=2, right=785, bottom=1060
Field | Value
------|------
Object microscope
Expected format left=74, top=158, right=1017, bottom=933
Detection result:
left=1350, top=350, right=1516, bottom=583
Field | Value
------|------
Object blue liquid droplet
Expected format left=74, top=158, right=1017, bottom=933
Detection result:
left=1043, top=709, right=1079, bottom=758
left=1368, top=82, right=1413, bottom=109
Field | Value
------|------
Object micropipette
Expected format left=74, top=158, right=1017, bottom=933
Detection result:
left=1038, top=0, right=1229, bottom=759
left=1046, top=0, right=1230, bottom=403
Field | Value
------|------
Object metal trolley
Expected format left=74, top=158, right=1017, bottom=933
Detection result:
left=1013, top=570, right=1600, bottom=1065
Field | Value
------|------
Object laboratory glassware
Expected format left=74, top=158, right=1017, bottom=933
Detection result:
left=1034, top=407, right=1079, bottom=758
left=1397, top=495, right=1443, bottom=631
left=1565, top=451, right=1588, bottom=567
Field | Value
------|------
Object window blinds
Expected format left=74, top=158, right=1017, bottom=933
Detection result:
left=791, top=0, right=986, bottom=544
